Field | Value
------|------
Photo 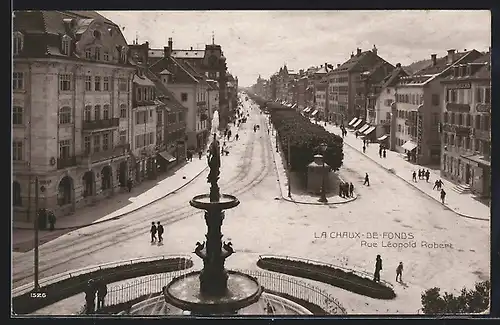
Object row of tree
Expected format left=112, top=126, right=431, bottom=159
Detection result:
left=264, top=101, right=344, bottom=173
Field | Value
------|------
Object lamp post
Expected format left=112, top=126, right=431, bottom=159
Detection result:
left=318, top=142, right=328, bottom=203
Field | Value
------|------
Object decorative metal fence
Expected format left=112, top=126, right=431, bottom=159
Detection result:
left=258, top=254, right=394, bottom=288
left=13, top=255, right=192, bottom=297
left=104, top=268, right=346, bottom=315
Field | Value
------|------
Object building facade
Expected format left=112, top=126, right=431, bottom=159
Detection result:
left=12, top=11, right=135, bottom=220
left=440, top=51, right=491, bottom=197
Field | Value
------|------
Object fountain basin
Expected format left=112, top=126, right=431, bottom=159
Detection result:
left=164, top=270, right=262, bottom=314
left=190, top=194, right=240, bottom=210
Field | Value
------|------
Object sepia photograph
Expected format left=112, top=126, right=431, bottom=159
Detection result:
left=12, top=10, right=491, bottom=316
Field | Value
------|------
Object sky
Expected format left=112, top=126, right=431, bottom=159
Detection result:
left=100, top=10, right=490, bottom=87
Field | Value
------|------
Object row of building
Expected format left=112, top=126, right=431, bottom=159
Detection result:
left=12, top=10, right=239, bottom=220
left=252, top=45, right=490, bottom=198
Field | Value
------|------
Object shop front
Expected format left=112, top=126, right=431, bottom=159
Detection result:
left=401, top=141, right=417, bottom=162
left=461, top=154, right=491, bottom=198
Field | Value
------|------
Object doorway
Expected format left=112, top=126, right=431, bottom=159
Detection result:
left=465, top=164, right=471, bottom=184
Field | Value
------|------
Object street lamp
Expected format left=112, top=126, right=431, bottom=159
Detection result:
left=318, top=142, right=328, bottom=203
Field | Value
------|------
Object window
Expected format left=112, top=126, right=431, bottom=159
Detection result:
left=93, top=135, right=100, bottom=152
left=432, top=113, right=439, bottom=125
left=13, top=181, right=21, bottom=206
left=84, top=136, right=91, bottom=154
left=157, top=110, right=163, bottom=125
left=13, top=106, right=23, bottom=125
left=431, top=94, right=439, bottom=106
left=103, top=104, right=110, bottom=120
left=143, top=87, right=147, bottom=101
left=474, top=139, right=479, bottom=152
left=475, top=115, right=481, bottom=129
left=94, top=76, right=101, bottom=91
left=181, top=93, right=188, bottom=102
left=465, top=137, right=470, bottom=150
left=120, top=104, right=127, bottom=118
left=485, top=87, right=491, bottom=104
left=466, top=114, right=471, bottom=127
left=84, top=105, right=92, bottom=121
left=61, top=35, right=71, bottom=55
left=13, top=32, right=23, bottom=55
left=13, top=141, right=23, bottom=161
left=103, top=77, right=110, bottom=91
left=451, top=112, right=455, bottom=125
left=59, top=107, right=71, bottom=124
left=149, top=109, right=153, bottom=117
left=119, top=130, right=126, bottom=145
left=94, top=105, right=101, bottom=120
left=149, top=132, right=154, bottom=145
left=59, top=74, right=72, bottom=91
left=476, top=87, right=483, bottom=103
left=119, top=79, right=128, bottom=91
left=179, top=112, right=185, bottom=122
left=95, top=47, right=101, bottom=60
left=85, top=75, right=92, bottom=91
left=59, top=139, right=70, bottom=158
left=136, top=87, right=142, bottom=101
left=103, top=51, right=109, bottom=61
left=136, top=111, right=147, bottom=125
left=85, top=48, right=92, bottom=59
left=168, top=113, right=176, bottom=124
left=397, top=124, right=401, bottom=132
left=13, top=72, right=24, bottom=90
left=458, top=113, right=463, bottom=126
left=458, top=89, right=464, bottom=104
left=102, top=133, right=110, bottom=151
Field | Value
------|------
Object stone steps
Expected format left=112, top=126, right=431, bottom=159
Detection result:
left=451, top=183, right=471, bottom=194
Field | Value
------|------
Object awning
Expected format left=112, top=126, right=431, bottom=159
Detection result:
left=311, top=110, right=318, bottom=116
left=158, top=151, right=177, bottom=163
left=377, top=134, right=389, bottom=141
left=401, top=141, right=417, bottom=151
left=348, top=117, right=358, bottom=126
left=352, top=119, right=363, bottom=128
left=358, top=124, right=370, bottom=133
left=363, top=126, right=376, bottom=136
left=292, top=104, right=297, bottom=109
left=303, top=107, right=312, bottom=113
left=461, top=154, right=491, bottom=167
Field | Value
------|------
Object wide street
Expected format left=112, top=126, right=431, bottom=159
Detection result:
left=12, top=93, right=489, bottom=314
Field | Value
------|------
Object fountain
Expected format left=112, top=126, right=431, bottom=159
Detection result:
left=162, top=113, right=263, bottom=315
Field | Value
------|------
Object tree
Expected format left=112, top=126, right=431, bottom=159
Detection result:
left=421, top=280, right=490, bottom=314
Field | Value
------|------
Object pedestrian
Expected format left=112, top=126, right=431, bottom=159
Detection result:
left=383, top=149, right=386, bottom=158
left=349, top=182, right=354, bottom=197
left=126, top=178, right=133, bottom=193
left=379, top=147, right=383, bottom=158
left=438, top=179, right=443, bottom=190
left=396, top=262, right=403, bottom=282
left=412, top=171, right=417, bottom=182
left=363, top=173, right=370, bottom=186
left=433, top=180, right=439, bottom=190
left=235, top=134, right=239, bottom=141
left=157, top=221, right=164, bottom=243
left=224, top=129, right=228, bottom=139
left=343, top=182, right=349, bottom=198
left=425, top=169, right=430, bottom=182
left=150, top=222, right=157, bottom=243
left=228, top=130, right=232, bottom=139
left=362, top=145, right=366, bottom=153
left=48, top=210, right=56, bottom=231
left=440, top=189, right=446, bottom=204
left=338, top=182, right=344, bottom=198
left=374, top=254, right=383, bottom=282
left=96, top=279, right=108, bottom=310
left=85, top=279, right=97, bottom=314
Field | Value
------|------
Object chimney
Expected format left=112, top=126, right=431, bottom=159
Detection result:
left=372, top=44, right=378, bottom=55
left=325, top=62, right=328, bottom=71
left=447, top=49, right=456, bottom=64
left=356, top=48, right=362, bottom=56
left=145, top=41, right=149, bottom=49
left=350, top=52, right=354, bottom=58
left=168, top=37, right=173, bottom=51
left=164, top=46, right=171, bottom=58
left=190, top=46, right=193, bottom=50
left=431, top=54, right=437, bottom=67
left=337, top=64, right=340, bottom=68
left=396, top=63, right=401, bottom=68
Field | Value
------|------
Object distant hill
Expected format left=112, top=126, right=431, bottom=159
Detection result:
left=403, top=59, right=432, bottom=75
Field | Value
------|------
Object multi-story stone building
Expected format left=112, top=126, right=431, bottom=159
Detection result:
left=373, top=63, right=409, bottom=140
left=391, top=49, right=482, bottom=165
left=328, top=46, right=393, bottom=125
left=12, top=11, right=135, bottom=221
left=314, top=82, right=327, bottom=119
left=440, top=51, right=490, bottom=197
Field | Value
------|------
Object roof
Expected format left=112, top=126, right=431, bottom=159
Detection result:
left=149, top=49, right=164, bottom=58
left=441, top=52, right=491, bottom=82
left=206, top=79, right=220, bottom=91
left=171, top=50, right=205, bottom=59
left=144, top=69, right=188, bottom=112
left=149, top=56, right=199, bottom=84
left=133, top=74, right=155, bottom=86
left=380, top=67, right=408, bottom=88
left=159, top=69, right=173, bottom=75
left=13, top=10, right=128, bottom=60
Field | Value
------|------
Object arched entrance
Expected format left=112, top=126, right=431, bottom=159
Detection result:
left=82, top=171, right=95, bottom=197
left=13, top=181, right=21, bottom=206
left=119, top=161, right=128, bottom=187
left=57, top=176, right=73, bottom=206
left=101, top=166, right=112, bottom=190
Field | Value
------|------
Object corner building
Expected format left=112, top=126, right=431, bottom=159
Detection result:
left=12, top=11, right=135, bottom=221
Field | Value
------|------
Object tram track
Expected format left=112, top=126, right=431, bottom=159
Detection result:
left=13, top=108, right=275, bottom=286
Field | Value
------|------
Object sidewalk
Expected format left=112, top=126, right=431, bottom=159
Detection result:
left=13, top=159, right=208, bottom=232
left=322, top=122, right=490, bottom=221
left=264, top=116, right=357, bottom=206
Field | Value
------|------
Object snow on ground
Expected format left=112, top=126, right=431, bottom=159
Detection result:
left=14, top=98, right=490, bottom=315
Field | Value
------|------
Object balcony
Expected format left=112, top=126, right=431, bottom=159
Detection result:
left=474, top=129, right=490, bottom=142
left=82, top=118, right=120, bottom=131
left=57, top=156, right=77, bottom=169
left=78, top=143, right=130, bottom=165
left=197, top=100, right=206, bottom=106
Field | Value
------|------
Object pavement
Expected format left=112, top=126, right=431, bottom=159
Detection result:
left=321, top=121, right=490, bottom=221
left=263, top=115, right=357, bottom=206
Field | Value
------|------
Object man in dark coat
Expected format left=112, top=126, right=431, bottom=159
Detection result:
left=48, top=211, right=56, bottom=231
left=126, top=178, right=133, bottom=192
left=338, top=182, right=344, bottom=198
left=150, top=222, right=157, bottom=243
left=363, top=173, right=370, bottom=186
left=349, top=182, right=354, bottom=197
left=374, top=255, right=382, bottom=282
left=157, top=221, right=164, bottom=243
left=85, top=279, right=97, bottom=314
left=96, top=279, right=108, bottom=310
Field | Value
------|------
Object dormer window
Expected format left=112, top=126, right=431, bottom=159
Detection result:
left=85, top=48, right=92, bottom=59
left=95, top=47, right=101, bottom=60
left=13, top=32, right=23, bottom=55
left=103, top=51, right=109, bottom=61
left=61, top=35, right=71, bottom=55
left=466, top=65, right=471, bottom=76
left=120, top=46, right=127, bottom=63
